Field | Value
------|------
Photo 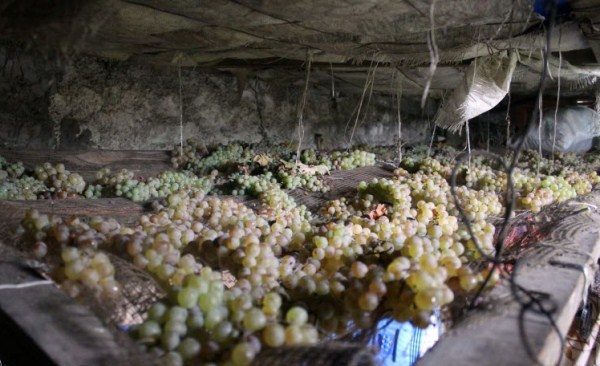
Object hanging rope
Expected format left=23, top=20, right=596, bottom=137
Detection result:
left=465, top=119, right=471, bottom=168
left=330, top=63, right=336, bottom=100
left=536, top=85, right=543, bottom=176
left=486, top=118, right=490, bottom=152
left=596, top=88, right=600, bottom=122
left=429, top=89, right=448, bottom=157
left=551, top=29, right=562, bottom=163
left=344, top=59, right=374, bottom=139
left=53, top=120, right=61, bottom=150
left=0, top=279, right=53, bottom=291
left=358, top=62, right=378, bottom=128
left=465, top=30, right=479, bottom=167
left=348, top=61, right=378, bottom=148
left=178, top=65, right=184, bottom=156
left=421, top=0, right=438, bottom=109
left=396, top=73, right=403, bottom=162
left=506, top=91, right=512, bottom=146
left=295, top=51, right=313, bottom=165
left=428, top=124, right=437, bottom=157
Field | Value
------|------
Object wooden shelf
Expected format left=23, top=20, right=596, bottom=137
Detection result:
left=419, top=191, right=600, bottom=366
left=2, top=149, right=600, bottom=365
left=0, top=245, right=147, bottom=366
left=0, top=149, right=172, bottom=181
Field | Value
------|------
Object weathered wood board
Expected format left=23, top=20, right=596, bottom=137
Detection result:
left=0, top=149, right=172, bottom=181
left=0, top=198, right=150, bottom=242
left=0, top=197, right=148, bottom=222
left=0, top=244, right=148, bottom=366
left=418, top=192, right=600, bottom=366
left=290, top=165, right=394, bottom=211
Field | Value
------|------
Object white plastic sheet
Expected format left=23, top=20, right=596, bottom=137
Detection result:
left=520, top=106, right=600, bottom=153
left=435, top=51, right=517, bottom=132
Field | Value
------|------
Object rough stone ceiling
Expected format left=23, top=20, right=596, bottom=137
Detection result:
left=2, top=0, right=600, bottom=97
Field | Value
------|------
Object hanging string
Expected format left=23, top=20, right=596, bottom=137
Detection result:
left=178, top=65, right=184, bottom=156
left=348, top=61, right=379, bottom=148
left=330, top=63, right=336, bottom=99
left=486, top=118, right=490, bottom=152
left=421, top=0, right=438, bottom=108
left=506, top=91, right=512, bottom=146
left=396, top=73, right=403, bottom=162
left=465, top=119, right=471, bottom=168
left=552, top=29, right=562, bottom=163
left=428, top=124, right=437, bottom=157
left=359, top=62, right=378, bottom=128
left=429, top=90, right=448, bottom=157
left=0, top=279, right=53, bottom=291
left=465, top=30, right=479, bottom=168
left=295, top=51, right=313, bottom=165
left=596, top=88, right=600, bottom=122
left=53, top=121, right=61, bottom=150
left=536, top=85, right=543, bottom=176
left=344, top=60, right=374, bottom=142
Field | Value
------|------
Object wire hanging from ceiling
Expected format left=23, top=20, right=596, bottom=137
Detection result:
left=506, top=91, right=512, bottom=146
left=396, top=72, right=403, bottom=162
left=348, top=60, right=379, bottom=148
left=330, top=62, right=336, bottom=100
left=428, top=89, right=444, bottom=158
left=178, top=65, right=184, bottom=156
left=537, top=82, right=544, bottom=175
left=551, top=28, right=562, bottom=163
left=421, top=0, right=438, bottom=109
left=465, top=120, right=471, bottom=168
left=295, top=50, right=313, bottom=165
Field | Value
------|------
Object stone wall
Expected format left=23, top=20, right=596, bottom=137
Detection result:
left=0, top=45, right=431, bottom=150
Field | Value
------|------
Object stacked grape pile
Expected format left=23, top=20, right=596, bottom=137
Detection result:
left=10, top=143, right=600, bottom=366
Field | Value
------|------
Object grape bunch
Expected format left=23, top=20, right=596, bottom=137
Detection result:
left=34, top=162, right=86, bottom=195
left=97, top=169, right=214, bottom=202
left=330, top=150, right=376, bottom=170
left=171, top=140, right=208, bottom=170
left=277, top=167, right=329, bottom=193
left=0, top=176, right=46, bottom=200
left=187, top=143, right=253, bottom=174
left=0, top=157, right=26, bottom=179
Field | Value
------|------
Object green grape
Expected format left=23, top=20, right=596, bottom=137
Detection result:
left=285, top=306, right=308, bottom=326
left=263, top=323, right=285, bottom=347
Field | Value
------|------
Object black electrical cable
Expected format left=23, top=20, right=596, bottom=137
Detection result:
left=447, top=1, right=565, bottom=365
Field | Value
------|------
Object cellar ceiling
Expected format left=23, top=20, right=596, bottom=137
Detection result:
left=2, top=0, right=600, bottom=96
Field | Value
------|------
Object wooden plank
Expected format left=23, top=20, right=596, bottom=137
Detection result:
left=0, top=149, right=172, bottom=181
left=290, top=165, right=394, bottom=211
left=0, top=197, right=148, bottom=221
left=418, top=191, right=600, bottom=366
left=0, top=198, right=149, bottom=242
left=0, top=244, right=144, bottom=366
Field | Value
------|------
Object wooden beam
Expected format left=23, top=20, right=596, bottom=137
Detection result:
left=418, top=192, right=600, bottom=366
left=0, top=244, right=145, bottom=366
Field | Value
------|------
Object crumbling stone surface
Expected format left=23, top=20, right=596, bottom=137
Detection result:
left=0, top=45, right=430, bottom=150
